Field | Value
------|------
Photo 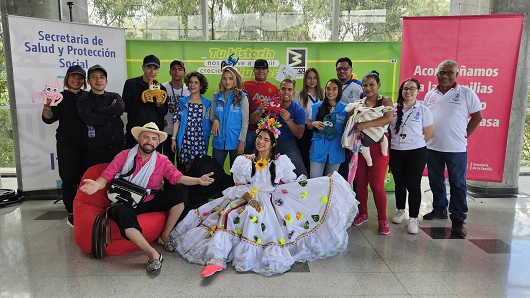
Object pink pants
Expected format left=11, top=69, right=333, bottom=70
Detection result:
left=354, top=138, right=389, bottom=221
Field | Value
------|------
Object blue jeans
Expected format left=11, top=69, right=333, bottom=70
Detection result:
left=212, top=148, right=238, bottom=169
left=276, top=139, right=308, bottom=177
left=310, top=161, right=340, bottom=178
left=427, top=149, right=468, bottom=222
left=244, top=129, right=257, bottom=154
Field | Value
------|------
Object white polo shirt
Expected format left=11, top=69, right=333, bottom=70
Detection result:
left=390, top=101, right=433, bottom=151
left=162, top=82, right=190, bottom=135
left=423, top=84, right=481, bottom=152
left=340, top=79, right=363, bottom=104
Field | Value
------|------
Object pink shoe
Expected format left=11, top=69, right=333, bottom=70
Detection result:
left=201, top=264, right=223, bottom=277
left=353, top=214, right=368, bottom=226
left=378, top=220, right=390, bottom=235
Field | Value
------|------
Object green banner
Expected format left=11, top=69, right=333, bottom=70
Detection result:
left=125, top=40, right=401, bottom=99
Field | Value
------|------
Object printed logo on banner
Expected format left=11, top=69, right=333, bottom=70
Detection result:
left=287, top=48, right=307, bottom=78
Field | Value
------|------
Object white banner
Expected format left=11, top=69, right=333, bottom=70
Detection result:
left=7, top=16, right=127, bottom=191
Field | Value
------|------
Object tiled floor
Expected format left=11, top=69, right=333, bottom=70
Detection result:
left=1, top=176, right=530, bottom=297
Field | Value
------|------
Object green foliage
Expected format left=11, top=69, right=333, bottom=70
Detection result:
left=0, top=43, right=15, bottom=167
left=89, top=0, right=450, bottom=42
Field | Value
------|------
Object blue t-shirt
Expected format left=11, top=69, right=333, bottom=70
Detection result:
left=258, top=100, right=306, bottom=141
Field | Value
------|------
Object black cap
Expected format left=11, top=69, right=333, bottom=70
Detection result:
left=170, top=59, right=185, bottom=70
left=143, top=54, right=161, bottom=68
left=88, top=64, right=107, bottom=78
left=254, top=59, right=268, bottom=69
left=66, top=65, right=86, bottom=78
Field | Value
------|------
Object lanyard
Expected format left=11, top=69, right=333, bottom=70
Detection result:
left=308, top=93, right=318, bottom=104
left=170, top=86, right=184, bottom=102
left=400, top=106, right=417, bottom=131
left=342, top=79, right=353, bottom=91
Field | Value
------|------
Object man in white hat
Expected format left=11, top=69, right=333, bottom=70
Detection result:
left=80, top=122, right=214, bottom=273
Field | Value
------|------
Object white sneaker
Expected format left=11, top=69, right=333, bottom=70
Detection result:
left=406, top=218, right=419, bottom=234
left=392, top=210, right=406, bottom=224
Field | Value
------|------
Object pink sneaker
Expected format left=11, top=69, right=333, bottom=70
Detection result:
left=201, top=264, right=223, bottom=277
left=378, top=220, right=390, bottom=235
left=353, top=214, right=368, bottom=226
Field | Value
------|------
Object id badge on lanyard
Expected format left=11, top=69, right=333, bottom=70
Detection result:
left=399, top=106, right=416, bottom=143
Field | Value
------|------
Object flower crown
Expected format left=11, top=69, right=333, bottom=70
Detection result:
left=256, top=116, right=282, bottom=139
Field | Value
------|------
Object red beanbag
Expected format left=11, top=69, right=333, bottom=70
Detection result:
left=73, top=163, right=167, bottom=256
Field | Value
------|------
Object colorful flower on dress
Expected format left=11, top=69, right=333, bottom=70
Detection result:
left=259, top=205, right=264, bottom=214
left=274, top=198, right=284, bottom=206
left=235, top=228, right=242, bottom=235
left=300, top=191, right=308, bottom=199
left=256, top=116, right=282, bottom=138
left=233, top=216, right=240, bottom=224
left=281, top=189, right=288, bottom=194
left=250, top=187, right=258, bottom=198
left=304, top=220, right=309, bottom=229
left=320, top=196, right=328, bottom=203
left=261, top=223, right=266, bottom=232
left=202, top=211, right=210, bottom=216
left=210, top=225, right=217, bottom=236
left=254, top=235, right=262, bottom=244
left=250, top=215, right=258, bottom=223
left=284, top=214, right=293, bottom=223
left=278, top=237, right=286, bottom=245
left=208, top=197, right=215, bottom=202
left=311, top=215, right=320, bottom=222
left=230, top=203, right=236, bottom=209
left=238, top=208, right=244, bottom=214
left=217, top=210, right=225, bottom=216
left=213, top=206, right=220, bottom=211
left=288, top=230, right=295, bottom=239
left=283, top=220, right=286, bottom=226
left=296, top=212, right=303, bottom=220
left=254, top=158, right=268, bottom=171
left=298, top=180, right=308, bottom=187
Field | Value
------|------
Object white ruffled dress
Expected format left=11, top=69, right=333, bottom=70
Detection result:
left=170, top=154, right=359, bottom=276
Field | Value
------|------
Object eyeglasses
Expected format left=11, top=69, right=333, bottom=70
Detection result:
left=437, top=71, right=455, bottom=77
left=336, top=66, right=351, bottom=72
left=402, top=87, right=418, bottom=92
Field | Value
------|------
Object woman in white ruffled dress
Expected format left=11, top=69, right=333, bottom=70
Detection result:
left=170, top=120, right=359, bottom=277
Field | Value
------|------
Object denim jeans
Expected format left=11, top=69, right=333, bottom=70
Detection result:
left=427, top=149, right=468, bottom=222
left=276, top=139, right=308, bottom=178
left=310, top=161, right=340, bottom=178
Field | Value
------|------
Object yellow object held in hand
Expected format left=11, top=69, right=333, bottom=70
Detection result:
left=141, top=79, right=167, bottom=104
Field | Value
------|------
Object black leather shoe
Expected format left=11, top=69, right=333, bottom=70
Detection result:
left=423, top=211, right=448, bottom=220
left=451, top=221, right=467, bottom=238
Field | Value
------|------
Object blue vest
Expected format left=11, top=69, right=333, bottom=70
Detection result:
left=176, top=95, right=212, bottom=151
left=309, top=101, right=348, bottom=164
left=212, top=91, right=246, bottom=150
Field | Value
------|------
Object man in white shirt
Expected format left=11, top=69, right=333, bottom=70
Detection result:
left=423, top=60, right=483, bottom=239
left=162, top=59, right=190, bottom=165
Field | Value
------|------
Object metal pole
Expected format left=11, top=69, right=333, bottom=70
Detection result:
left=332, top=0, right=339, bottom=41
left=67, top=1, right=73, bottom=22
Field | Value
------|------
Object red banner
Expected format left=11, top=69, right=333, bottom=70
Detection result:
left=400, top=15, right=524, bottom=182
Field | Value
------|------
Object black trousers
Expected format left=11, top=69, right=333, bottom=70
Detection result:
left=296, top=128, right=313, bottom=176
left=57, top=141, right=87, bottom=213
left=389, top=146, right=428, bottom=218
left=109, top=183, right=188, bottom=239
left=86, top=143, right=127, bottom=168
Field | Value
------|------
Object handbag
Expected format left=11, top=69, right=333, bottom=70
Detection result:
left=106, top=162, right=158, bottom=208
left=107, top=177, right=151, bottom=207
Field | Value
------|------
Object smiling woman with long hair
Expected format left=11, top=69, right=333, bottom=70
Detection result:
left=389, top=78, right=433, bottom=234
left=170, top=123, right=359, bottom=277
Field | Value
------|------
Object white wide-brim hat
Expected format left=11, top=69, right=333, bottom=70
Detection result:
left=131, top=122, right=168, bottom=143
